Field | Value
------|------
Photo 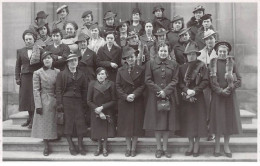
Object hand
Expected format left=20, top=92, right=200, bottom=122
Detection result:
left=222, top=87, right=231, bottom=96
left=187, top=89, right=195, bottom=97
left=95, top=106, right=103, bottom=114
left=16, top=79, right=21, bottom=85
left=58, top=56, right=62, bottom=59
left=99, top=113, right=106, bottom=120
left=36, top=108, right=43, bottom=115
left=126, top=94, right=135, bottom=102
left=110, top=62, right=118, bottom=68
left=156, top=90, right=166, bottom=98
left=56, top=104, right=64, bottom=112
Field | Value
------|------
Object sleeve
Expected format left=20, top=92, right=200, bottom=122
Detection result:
left=132, top=70, right=145, bottom=98
left=33, top=70, right=42, bottom=109
left=102, top=82, right=116, bottom=113
left=163, top=64, right=179, bottom=95
left=15, top=50, right=21, bottom=80
left=115, top=71, right=128, bottom=100
left=233, top=63, right=242, bottom=89
left=87, top=81, right=98, bottom=110
left=178, top=67, right=189, bottom=93
left=145, top=61, right=162, bottom=93
left=209, top=75, right=223, bottom=95
left=96, top=47, right=112, bottom=68
left=193, top=66, right=209, bottom=94
left=55, top=72, right=63, bottom=106
left=52, top=45, right=70, bottom=68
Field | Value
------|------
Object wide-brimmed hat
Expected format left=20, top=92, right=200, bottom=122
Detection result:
left=56, top=5, right=68, bottom=14
left=75, top=33, right=90, bottom=44
left=154, top=28, right=168, bottom=36
left=122, top=46, right=139, bottom=59
left=132, top=8, right=141, bottom=15
left=178, top=27, right=191, bottom=37
left=41, top=51, right=53, bottom=61
left=35, top=11, right=48, bottom=20
left=214, top=41, right=232, bottom=52
left=201, top=14, right=212, bottom=21
left=193, top=5, right=205, bottom=14
left=22, top=29, right=37, bottom=41
left=183, top=43, right=201, bottom=56
left=63, top=21, right=78, bottom=30
left=66, top=53, right=80, bottom=61
left=103, top=11, right=117, bottom=20
left=82, top=10, right=92, bottom=18
left=153, top=5, right=165, bottom=14
left=116, top=20, right=130, bottom=31
left=171, top=15, right=184, bottom=23
left=202, top=29, right=216, bottom=40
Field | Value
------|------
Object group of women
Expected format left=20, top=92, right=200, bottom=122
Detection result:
left=15, top=4, right=242, bottom=159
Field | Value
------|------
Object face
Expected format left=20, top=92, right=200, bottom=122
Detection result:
left=119, top=23, right=128, bottom=32
left=59, top=8, right=68, bottom=19
left=43, top=55, right=53, bottom=67
left=91, top=28, right=99, bottom=39
left=187, top=52, right=197, bottom=62
left=180, top=32, right=190, bottom=42
left=83, top=14, right=92, bottom=23
left=128, top=35, right=139, bottom=45
left=173, top=20, right=182, bottom=31
left=217, top=46, right=229, bottom=59
left=155, top=9, right=163, bottom=17
left=105, top=17, right=114, bottom=26
left=145, top=23, right=153, bottom=33
left=132, top=13, right=140, bottom=21
left=202, top=19, right=212, bottom=29
left=65, top=23, right=76, bottom=36
left=24, top=34, right=35, bottom=47
left=194, top=10, right=204, bottom=20
left=39, top=26, right=48, bottom=37
left=204, top=35, right=216, bottom=48
left=97, top=70, right=107, bottom=82
left=126, top=54, right=136, bottom=65
left=52, top=33, right=61, bottom=43
left=68, top=58, right=78, bottom=68
left=158, top=46, right=169, bottom=59
left=106, top=34, right=115, bottom=45
left=158, top=34, right=166, bottom=42
left=78, top=40, right=88, bottom=49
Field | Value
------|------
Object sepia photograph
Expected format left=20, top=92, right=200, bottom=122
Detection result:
left=1, top=0, right=258, bottom=162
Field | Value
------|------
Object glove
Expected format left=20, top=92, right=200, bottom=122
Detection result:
left=16, top=79, right=21, bottom=85
left=56, top=104, right=64, bottom=112
left=36, top=108, right=43, bottom=115
left=221, top=88, right=231, bottom=96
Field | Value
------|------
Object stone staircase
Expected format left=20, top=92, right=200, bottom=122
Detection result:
left=2, top=109, right=257, bottom=161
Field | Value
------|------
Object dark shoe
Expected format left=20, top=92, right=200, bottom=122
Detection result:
left=193, top=148, right=200, bottom=157
left=103, top=149, right=108, bottom=157
left=207, top=135, right=215, bottom=141
left=94, top=148, right=101, bottom=156
left=78, top=147, right=87, bottom=156
left=21, top=119, right=30, bottom=127
left=43, top=147, right=49, bottom=156
left=27, top=120, right=33, bottom=129
left=213, top=151, right=222, bottom=157
left=163, top=150, right=172, bottom=158
left=69, top=147, right=78, bottom=156
left=185, top=151, right=193, bottom=156
left=131, top=150, right=136, bottom=157
left=155, top=150, right=163, bottom=158
left=125, top=149, right=131, bottom=157
left=224, top=151, right=232, bottom=158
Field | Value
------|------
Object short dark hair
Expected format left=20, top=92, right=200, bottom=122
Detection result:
left=96, top=67, right=108, bottom=77
left=37, top=24, right=50, bottom=37
left=51, top=28, right=63, bottom=39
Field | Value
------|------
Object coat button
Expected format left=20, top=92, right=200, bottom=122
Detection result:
left=162, top=68, right=165, bottom=71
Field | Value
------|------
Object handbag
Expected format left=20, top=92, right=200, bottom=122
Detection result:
left=56, top=112, right=64, bottom=125
left=157, top=97, right=170, bottom=112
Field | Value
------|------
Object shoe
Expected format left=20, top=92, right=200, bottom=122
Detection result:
left=103, top=149, right=108, bottom=157
left=185, top=151, right=193, bottom=156
left=224, top=151, right=232, bottom=158
left=163, top=150, right=172, bottom=158
left=21, top=119, right=30, bottom=127
left=69, top=147, right=78, bottom=156
left=193, top=148, right=200, bottom=157
left=213, top=151, right=222, bottom=157
left=78, top=147, right=87, bottom=156
left=155, top=150, right=163, bottom=158
left=27, top=120, right=33, bottom=129
left=125, top=149, right=131, bottom=157
left=43, top=147, right=49, bottom=156
left=94, top=148, right=101, bottom=156
left=131, top=150, right=136, bottom=157
left=207, top=135, right=215, bottom=141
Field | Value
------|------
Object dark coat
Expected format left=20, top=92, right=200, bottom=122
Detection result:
left=173, top=40, right=197, bottom=65
left=77, top=48, right=97, bottom=81
left=129, top=20, right=145, bottom=36
left=96, top=44, right=122, bottom=82
left=167, top=30, right=181, bottom=50
left=87, top=80, right=116, bottom=139
left=178, top=60, right=208, bottom=137
left=116, top=65, right=145, bottom=137
left=143, top=58, right=180, bottom=132
left=45, top=44, right=70, bottom=71
left=99, top=25, right=120, bottom=45
left=186, top=17, right=202, bottom=41
left=140, top=34, right=156, bottom=52
left=152, top=16, right=171, bottom=34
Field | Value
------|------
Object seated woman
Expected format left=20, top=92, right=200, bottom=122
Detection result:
left=116, top=46, right=145, bottom=157
left=87, top=67, right=116, bottom=157
left=56, top=54, right=88, bottom=156
left=31, top=51, right=60, bottom=156
left=77, top=10, right=94, bottom=38
left=88, top=24, right=106, bottom=54
left=167, top=15, right=184, bottom=49
left=144, top=43, right=180, bottom=158
left=62, top=21, right=79, bottom=53
left=178, top=43, right=208, bottom=157
left=209, top=41, right=242, bottom=158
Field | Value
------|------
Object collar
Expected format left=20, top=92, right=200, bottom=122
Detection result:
left=155, top=57, right=169, bottom=65
left=43, top=65, right=54, bottom=70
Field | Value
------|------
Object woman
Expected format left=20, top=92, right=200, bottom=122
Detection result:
left=96, top=32, right=122, bottom=82
left=116, top=20, right=130, bottom=47
left=15, top=29, right=43, bottom=129
left=152, top=5, right=171, bottom=33
left=167, top=15, right=184, bottom=50
left=52, top=5, right=69, bottom=34
left=209, top=42, right=242, bottom=158
left=88, top=24, right=106, bottom=54
left=56, top=54, right=88, bottom=156
left=116, top=46, right=145, bottom=157
left=178, top=43, right=208, bottom=157
left=140, top=20, right=156, bottom=52
left=45, top=28, right=70, bottom=71
left=100, top=11, right=118, bottom=39
left=77, top=10, right=94, bottom=38
left=87, top=67, right=116, bottom=157
left=31, top=51, right=60, bottom=156
left=35, top=22, right=53, bottom=47
left=62, top=21, right=79, bottom=53
left=129, top=8, right=144, bottom=36
left=144, top=43, right=180, bottom=158
left=29, top=11, right=48, bottom=40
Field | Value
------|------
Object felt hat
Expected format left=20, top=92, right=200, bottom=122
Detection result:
left=66, top=53, right=80, bottom=61
left=103, top=11, right=117, bottom=20
left=122, top=46, right=139, bottom=59
left=89, top=23, right=99, bottom=30
left=183, top=42, right=201, bottom=56
left=81, top=10, right=92, bottom=18
left=193, top=5, right=205, bottom=14
left=35, top=11, right=48, bottom=20
left=153, top=5, right=165, bottom=14
left=63, top=21, right=78, bottom=30
left=202, top=29, right=216, bottom=40
left=22, top=29, right=37, bottom=41
left=132, top=8, right=141, bottom=15
left=56, top=5, right=68, bottom=14
left=75, top=33, right=90, bottom=44
left=214, top=41, right=232, bottom=52
left=178, top=27, right=191, bottom=37
left=116, top=20, right=130, bottom=31
left=171, top=15, right=184, bottom=23
left=154, top=28, right=168, bottom=36
left=200, top=14, right=212, bottom=21
left=41, top=51, right=53, bottom=61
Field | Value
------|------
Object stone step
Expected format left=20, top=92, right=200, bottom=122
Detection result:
left=2, top=151, right=257, bottom=161
left=3, top=120, right=257, bottom=138
left=10, top=109, right=256, bottom=125
left=3, top=137, right=257, bottom=153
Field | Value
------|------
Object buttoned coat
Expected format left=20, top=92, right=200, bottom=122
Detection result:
left=140, top=34, right=156, bottom=52
left=116, top=65, right=145, bottom=137
left=167, top=30, right=181, bottom=50
left=143, top=58, right=180, bottom=132
left=96, top=44, right=122, bottom=82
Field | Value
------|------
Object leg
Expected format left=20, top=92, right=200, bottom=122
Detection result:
left=103, top=138, right=108, bottom=157
left=193, top=137, right=200, bottom=157
left=43, top=139, right=49, bottom=156
left=78, top=135, right=86, bottom=155
left=28, top=111, right=34, bottom=129
left=162, top=131, right=171, bottom=158
left=94, top=139, right=102, bottom=156
left=214, top=135, right=221, bottom=157
left=185, top=137, right=194, bottom=156
left=155, top=131, right=163, bottom=158
left=66, top=135, right=77, bottom=156
left=125, top=137, right=131, bottom=157
left=224, top=135, right=232, bottom=157
left=21, top=111, right=31, bottom=127
left=131, top=136, right=138, bottom=157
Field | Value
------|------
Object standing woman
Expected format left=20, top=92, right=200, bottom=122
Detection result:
left=56, top=54, right=88, bottom=156
left=129, top=8, right=145, bottom=36
left=15, top=29, right=43, bottom=129
left=152, top=5, right=171, bottom=33
left=77, top=10, right=94, bottom=38
left=36, top=22, right=53, bottom=47
left=62, top=21, right=79, bottom=53
left=167, top=15, right=184, bottom=49
left=100, top=11, right=118, bottom=40
left=209, top=42, right=242, bottom=158
left=178, top=43, right=208, bottom=157
left=116, top=20, right=130, bottom=47
left=87, top=67, right=116, bottom=157
left=144, top=43, right=180, bottom=158
left=52, top=5, right=69, bottom=35
left=88, top=24, right=106, bottom=54
left=31, top=51, right=60, bottom=156
left=116, top=46, right=145, bottom=157
left=140, top=20, right=156, bottom=52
